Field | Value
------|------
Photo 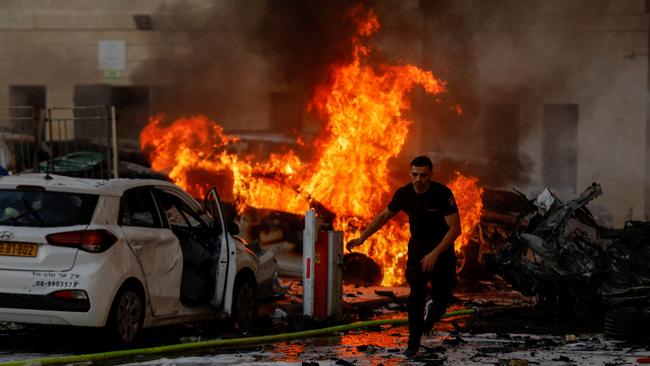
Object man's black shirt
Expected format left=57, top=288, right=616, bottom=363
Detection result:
left=388, top=181, right=458, bottom=264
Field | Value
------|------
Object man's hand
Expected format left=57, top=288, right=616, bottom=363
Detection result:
left=420, top=250, right=440, bottom=273
left=346, top=238, right=364, bottom=251
left=345, top=209, right=396, bottom=252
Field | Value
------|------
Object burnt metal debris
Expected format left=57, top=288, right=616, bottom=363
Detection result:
left=485, top=182, right=650, bottom=325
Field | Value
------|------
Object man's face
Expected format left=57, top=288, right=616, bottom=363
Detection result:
left=410, top=165, right=432, bottom=194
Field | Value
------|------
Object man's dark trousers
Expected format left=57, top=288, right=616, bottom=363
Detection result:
left=405, top=255, right=456, bottom=350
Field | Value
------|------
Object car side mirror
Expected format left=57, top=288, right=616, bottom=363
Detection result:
left=226, top=220, right=239, bottom=236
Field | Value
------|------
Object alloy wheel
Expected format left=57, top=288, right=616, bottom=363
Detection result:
left=115, top=290, right=143, bottom=344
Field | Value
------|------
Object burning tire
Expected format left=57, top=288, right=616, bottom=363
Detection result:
left=232, top=276, right=257, bottom=333
left=456, top=240, right=481, bottom=280
left=343, top=252, right=383, bottom=286
left=106, top=285, right=144, bottom=345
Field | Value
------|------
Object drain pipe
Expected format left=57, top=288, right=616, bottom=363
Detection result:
left=0, top=308, right=481, bottom=366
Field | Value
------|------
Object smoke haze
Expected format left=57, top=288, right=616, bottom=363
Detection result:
left=134, top=0, right=634, bottom=190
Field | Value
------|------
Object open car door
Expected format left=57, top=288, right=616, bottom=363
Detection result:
left=205, top=187, right=236, bottom=310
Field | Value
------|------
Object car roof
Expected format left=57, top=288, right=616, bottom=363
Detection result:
left=0, top=173, right=181, bottom=197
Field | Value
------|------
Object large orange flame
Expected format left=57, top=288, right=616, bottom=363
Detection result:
left=139, top=6, right=482, bottom=286
left=448, top=172, right=484, bottom=250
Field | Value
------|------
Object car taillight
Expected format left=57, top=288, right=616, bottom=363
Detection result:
left=46, top=230, right=117, bottom=253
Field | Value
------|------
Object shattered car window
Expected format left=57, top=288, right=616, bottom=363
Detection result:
left=164, top=205, right=187, bottom=227
left=0, top=189, right=98, bottom=227
left=158, top=190, right=207, bottom=229
left=120, top=189, right=162, bottom=228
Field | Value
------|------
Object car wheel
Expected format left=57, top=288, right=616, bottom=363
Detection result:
left=232, top=277, right=256, bottom=333
left=456, top=240, right=481, bottom=278
left=107, top=287, right=144, bottom=345
left=456, top=246, right=466, bottom=273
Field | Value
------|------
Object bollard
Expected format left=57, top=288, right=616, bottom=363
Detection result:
left=303, top=210, right=343, bottom=320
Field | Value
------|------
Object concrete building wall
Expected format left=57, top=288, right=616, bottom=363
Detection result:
left=0, top=0, right=648, bottom=226
left=0, top=0, right=272, bottom=131
left=419, top=0, right=648, bottom=226
left=481, top=1, right=647, bottom=225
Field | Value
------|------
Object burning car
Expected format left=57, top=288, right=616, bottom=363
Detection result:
left=455, top=187, right=530, bottom=281
left=485, top=182, right=650, bottom=331
left=0, top=174, right=279, bottom=344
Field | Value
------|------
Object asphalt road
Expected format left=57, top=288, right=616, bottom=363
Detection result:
left=1, top=308, right=648, bottom=366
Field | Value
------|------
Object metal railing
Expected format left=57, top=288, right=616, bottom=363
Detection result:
left=0, top=106, right=40, bottom=172
left=0, top=106, right=119, bottom=179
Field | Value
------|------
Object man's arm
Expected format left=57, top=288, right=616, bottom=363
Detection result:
left=420, top=212, right=461, bottom=272
left=346, top=208, right=397, bottom=251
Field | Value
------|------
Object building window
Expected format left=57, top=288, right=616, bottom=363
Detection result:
left=74, top=85, right=150, bottom=143
left=7, top=86, right=46, bottom=171
left=542, top=104, right=578, bottom=193
left=484, top=103, right=520, bottom=167
left=9, top=85, right=46, bottom=121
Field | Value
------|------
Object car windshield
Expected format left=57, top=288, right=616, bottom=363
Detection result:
left=0, top=189, right=99, bottom=227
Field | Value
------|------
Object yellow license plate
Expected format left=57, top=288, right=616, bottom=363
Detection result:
left=0, top=242, right=38, bottom=257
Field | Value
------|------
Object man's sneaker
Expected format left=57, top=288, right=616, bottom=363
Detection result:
left=403, top=347, right=418, bottom=358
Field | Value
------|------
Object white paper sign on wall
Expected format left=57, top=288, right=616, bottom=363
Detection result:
left=98, top=40, right=126, bottom=71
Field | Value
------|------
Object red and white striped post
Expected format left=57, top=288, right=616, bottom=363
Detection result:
left=303, top=210, right=343, bottom=320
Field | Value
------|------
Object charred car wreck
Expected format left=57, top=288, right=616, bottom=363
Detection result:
left=485, top=183, right=650, bottom=335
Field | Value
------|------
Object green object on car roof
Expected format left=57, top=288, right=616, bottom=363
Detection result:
left=39, top=151, right=105, bottom=173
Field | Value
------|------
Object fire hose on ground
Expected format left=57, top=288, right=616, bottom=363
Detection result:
left=0, top=307, right=495, bottom=366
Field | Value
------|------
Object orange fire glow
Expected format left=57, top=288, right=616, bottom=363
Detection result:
left=139, top=6, right=482, bottom=286
left=448, top=172, right=484, bottom=251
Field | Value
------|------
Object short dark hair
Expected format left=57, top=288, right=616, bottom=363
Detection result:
left=410, top=155, right=433, bottom=169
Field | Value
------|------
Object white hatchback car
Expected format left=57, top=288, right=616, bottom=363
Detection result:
left=0, top=174, right=279, bottom=344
